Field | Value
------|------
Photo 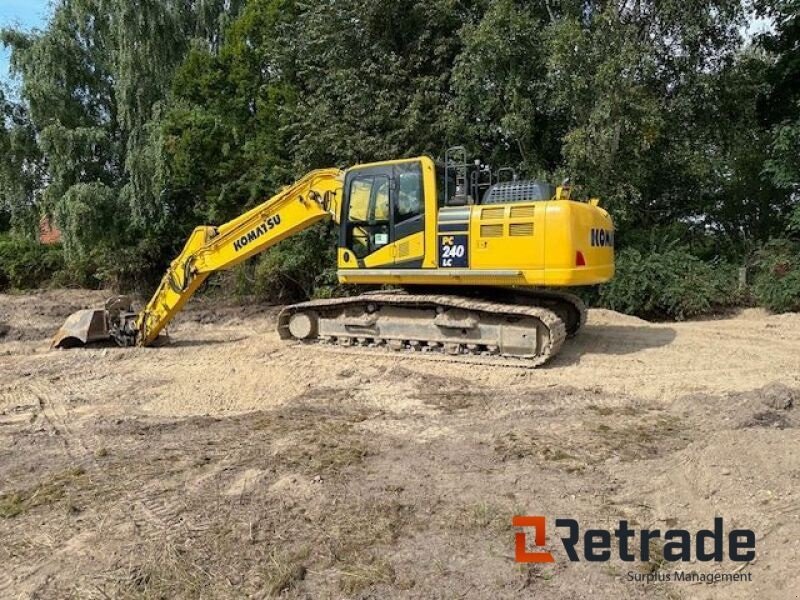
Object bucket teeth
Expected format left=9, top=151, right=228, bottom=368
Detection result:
left=51, top=309, right=110, bottom=349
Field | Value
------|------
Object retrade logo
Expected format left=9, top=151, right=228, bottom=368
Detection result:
left=513, top=516, right=755, bottom=564
left=512, top=516, right=554, bottom=563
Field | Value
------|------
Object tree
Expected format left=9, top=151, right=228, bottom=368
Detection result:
left=0, top=0, right=796, bottom=310
left=0, top=88, right=43, bottom=235
left=757, top=0, right=800, bottom=232
left=448, top=0, right=563, bottom=172
left=1, top=0, right=246, bottom=285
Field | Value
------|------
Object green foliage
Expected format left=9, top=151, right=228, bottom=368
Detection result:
left=288, top=0, right=468, bottom=167
left=0, top=235, right=64, bottom=290
left=753, top=240, right=800, bottom=313
left=449, top=0, right=557, bottom=171
left=598, top=245, right=739, bottom=320
left=757, top=0, right=800, bottom=214
left=0, top=0, right=798, bottom=313
left=0, top=88, right=43, bottom=236
left=1, top=0, right=246, bottom=289
left=252, top=224, right=340, bottom=303
left=765, top=113, right=800, bottom=190
left=791, top=205, right=800, bottom=234
left=54, top=182, right=119, bottom=262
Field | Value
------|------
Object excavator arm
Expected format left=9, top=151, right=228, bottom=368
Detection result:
left=53, top=168, right=343, bottom=348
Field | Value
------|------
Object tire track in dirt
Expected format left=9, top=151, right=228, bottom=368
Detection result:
left=0, top=380, right=99, bottom=596
left=0, top=378, right=208, bottom=597
left=5, top=368, right=200, bottom=531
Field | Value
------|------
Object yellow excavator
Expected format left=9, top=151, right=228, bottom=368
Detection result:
left=53, top=147, right=614, bottom=366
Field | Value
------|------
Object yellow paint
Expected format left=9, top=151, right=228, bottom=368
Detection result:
left=362, top=241, right=395, bottom=267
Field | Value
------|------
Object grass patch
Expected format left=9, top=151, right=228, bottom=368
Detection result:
left=421, top=390, right=485, bottom=412
left=339, top=558, right=395, bottom=595
left=249, top=405, right=372, bottom=475
left=0, top=467, right=86, bottom=518
left=540, top=447, right=576, bottom=461
left=274, top=420, right=369, bottom=475
left=460, top=502, right=507, bottom=531
left=640, top=539, right=667, bottom=574
left=322, top=499, right=412, bottom=560
left=589, top=416, right=683, bottom=461
left=264, top=548, right=309, bottom=597
left=111, top=540, right=211, bottom=599
left=494, top=432, right=583, bottom=471
left=443, top=501, right=521, bottom=536
left=495, top=413, right=685, bottom=469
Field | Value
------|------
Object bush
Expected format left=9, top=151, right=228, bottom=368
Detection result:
left=0, top=235, right=65, bottom=290
left=49, top=253, right=103, bottom=289
left=252, top=224, right=342, bottom=303
left=598, top=245, right=739, bottom=320
left=753, top=240, right=800, bottom=313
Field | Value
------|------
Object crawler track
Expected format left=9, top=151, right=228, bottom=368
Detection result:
left=505, top=289, right=587, bottom=338
left=397, top=286, right=587, bottom=337
left=278, top=292, right=567, bottom=368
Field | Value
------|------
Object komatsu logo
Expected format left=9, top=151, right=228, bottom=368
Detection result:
left=233, top=215, right=282, bottom=252
left=590, top=228, right=614, bottom=248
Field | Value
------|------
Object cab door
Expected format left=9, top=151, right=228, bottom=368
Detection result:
left=392, top=161, right=425, bottom=267
left=340, top=166, right=393, bottom=268
left=340, top=160, right=426, bottom=269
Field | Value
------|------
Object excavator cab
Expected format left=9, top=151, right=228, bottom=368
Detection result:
left=338, top=160, right=427, bottom=269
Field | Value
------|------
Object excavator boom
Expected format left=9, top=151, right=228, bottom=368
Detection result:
left=53, top=169, right=342, bottom=348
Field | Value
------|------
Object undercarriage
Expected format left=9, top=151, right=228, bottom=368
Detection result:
left=278, top=289, right=586, bottom=367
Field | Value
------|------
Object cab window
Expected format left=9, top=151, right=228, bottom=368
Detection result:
left=395, top=163, right=424, bottom=222
left=348, top=178, right=371, bottom=222
left=346, top=174, right=390, bottom=258
left=373, top=177, right=390, bottom=221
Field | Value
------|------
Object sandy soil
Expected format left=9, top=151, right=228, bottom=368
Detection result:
left=0, top=289, right=799, bottom=599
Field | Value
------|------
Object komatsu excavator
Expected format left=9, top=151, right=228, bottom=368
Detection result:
left=53, top=147, right=614, bottom=366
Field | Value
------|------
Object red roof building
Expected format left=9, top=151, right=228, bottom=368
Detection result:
left=38, top=216, right=62, bottom=245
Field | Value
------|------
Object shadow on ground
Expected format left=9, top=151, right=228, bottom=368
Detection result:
left=554, top=324, right=677, bottom=366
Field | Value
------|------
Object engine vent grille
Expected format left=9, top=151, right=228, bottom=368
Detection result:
left=510, top=205, right=536, bottom=219
left=480, top=207, right=505, bottom=220
left=482, top=180, right=555, bottom=205
left=509, top=223, right=534, bottom=237
left=480, top=224, right=504, bottom=238
left=398, top=241, right=410, bottom=258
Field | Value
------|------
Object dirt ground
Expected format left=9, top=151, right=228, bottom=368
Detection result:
left=1, top=289, right=799, bottom=599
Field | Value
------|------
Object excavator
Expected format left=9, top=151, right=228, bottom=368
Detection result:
left=52, top=147, right=614, bottom=366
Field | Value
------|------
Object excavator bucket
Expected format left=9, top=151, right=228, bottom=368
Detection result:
left=51, top=295, right=135, bottom=349
left=51, top=308, right=110, bottom=348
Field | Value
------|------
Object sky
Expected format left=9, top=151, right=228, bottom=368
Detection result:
left=0, top=0, right=52, bottom=86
